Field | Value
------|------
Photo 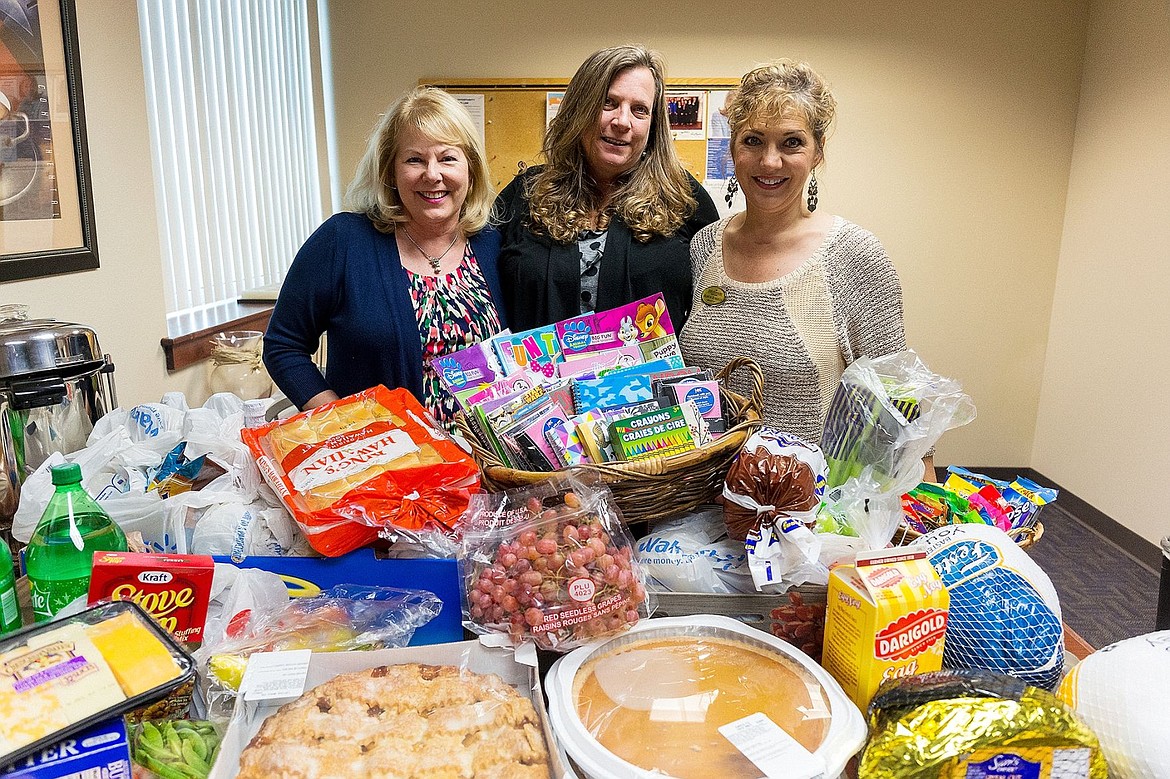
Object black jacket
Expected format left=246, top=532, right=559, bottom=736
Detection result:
left=494, top=167, right=718, bottom=331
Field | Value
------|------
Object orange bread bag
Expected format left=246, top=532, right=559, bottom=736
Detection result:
left=242, top=386, right=480, bottom=556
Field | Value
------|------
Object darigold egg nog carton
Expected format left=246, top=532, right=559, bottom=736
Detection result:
left=822, top=549, right=949, bottom=708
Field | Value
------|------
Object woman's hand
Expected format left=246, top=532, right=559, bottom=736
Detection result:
left=302, top=390, right=340, bottom=410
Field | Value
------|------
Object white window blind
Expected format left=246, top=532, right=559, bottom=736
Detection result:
left=138, top=0, right=324, bottom=318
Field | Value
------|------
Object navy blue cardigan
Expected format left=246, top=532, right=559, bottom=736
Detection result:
left=263, top=212, right=508, bottom=409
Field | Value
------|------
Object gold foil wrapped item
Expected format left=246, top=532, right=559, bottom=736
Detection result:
left=860, top=670, right=1108, bottom=778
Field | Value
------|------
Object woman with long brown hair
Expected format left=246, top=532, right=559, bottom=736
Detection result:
left=496, top=45, right=718, bottom=330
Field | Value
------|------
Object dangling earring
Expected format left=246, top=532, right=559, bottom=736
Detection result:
left=807, top=171, right=819, bottom=212
left=725, top=175, right=739, bottom=208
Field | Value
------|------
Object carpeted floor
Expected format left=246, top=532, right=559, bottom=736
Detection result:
left=1024, top=501, right=1160, bottom=650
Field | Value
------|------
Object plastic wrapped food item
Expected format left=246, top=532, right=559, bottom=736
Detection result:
left=193, top=584, right=441, bottom=720
left=461, top=472, right=652, bottom=651
left=1059, top=631, right=1170, bottom=779
left=241, top=385, right=480, bottom=556
left=861, top=669, right=1108, bottom=778
left=130, top=719, right=221, bottom=779
left=723, top=428, right=826, bottom=541
left=545, top=615, right=866, bottom=779
left=911, top=523, right=1064, bottom=689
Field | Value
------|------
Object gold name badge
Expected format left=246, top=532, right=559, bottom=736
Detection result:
left=701, top=286, right=727, bottom=306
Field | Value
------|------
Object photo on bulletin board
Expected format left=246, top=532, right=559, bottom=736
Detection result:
left=666, top=91, right=706, bottom=140
left=707, top=90, right=732, bottom=139
left=0, top=0, right=98, bottom=283
left=545, top=92, right=564, bottom=129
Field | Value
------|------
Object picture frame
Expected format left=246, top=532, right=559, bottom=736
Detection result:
left=0, top=0, right=97, bottom=283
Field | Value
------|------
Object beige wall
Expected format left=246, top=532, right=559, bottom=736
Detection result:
left=328, top=0, right=1090, bottom=467
left=2, top=0, right=206, bottom=405
left=1033, top=0, right=1170, bottom=544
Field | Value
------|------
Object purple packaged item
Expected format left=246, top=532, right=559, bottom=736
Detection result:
left=556, top=293, right=675, bottom=356
left=431, top=341, right=501, bottom=393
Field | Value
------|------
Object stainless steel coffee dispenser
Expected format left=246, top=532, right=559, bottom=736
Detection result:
left=0, top=305, right=117, bottom=539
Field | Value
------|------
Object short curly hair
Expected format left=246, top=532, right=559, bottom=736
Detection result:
left=724, top=60, right=837, bottom=153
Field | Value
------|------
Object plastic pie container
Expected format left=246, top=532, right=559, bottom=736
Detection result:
left=546, top=614, right=866, bottom=779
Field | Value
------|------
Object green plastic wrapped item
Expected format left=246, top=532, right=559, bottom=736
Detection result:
left=860, top=669, right=1109, bottom=778
left=130, top=719, right=222, bottom=779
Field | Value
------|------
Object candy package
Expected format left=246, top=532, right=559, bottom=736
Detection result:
left=911, top=523, right=1064, bottom=689
left=241, top=386, right=480, bottom=556
left=460, top=472, right=653, bottom=651
left=861, top=670, right=1108, bottom=778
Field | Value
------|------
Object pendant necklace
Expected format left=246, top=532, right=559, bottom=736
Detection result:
left=403, top=228, right=460, bottom=274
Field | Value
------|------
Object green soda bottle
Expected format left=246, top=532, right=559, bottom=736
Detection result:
left=25, top=463, right=127, bottom=622
left=0, top=535, right=21, bottom=635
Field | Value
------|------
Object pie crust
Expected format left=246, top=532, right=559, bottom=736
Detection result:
left=237, top=663, right=551, bottom=778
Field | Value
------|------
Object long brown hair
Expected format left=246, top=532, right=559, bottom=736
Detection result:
left=527, top=45, right=697, bottom=243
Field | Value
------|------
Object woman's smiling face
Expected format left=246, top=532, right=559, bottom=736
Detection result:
left=581, top=66, right=656, bottom=186
left=392, top=125, right=470, bottom=228
left=732, top=114, right=822, bottom=216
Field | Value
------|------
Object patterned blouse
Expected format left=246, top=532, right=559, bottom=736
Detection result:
left=407, top=243, right=502, bottom=432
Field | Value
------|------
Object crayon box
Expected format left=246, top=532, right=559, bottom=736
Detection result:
left=822, top=550, right=949, bottom=708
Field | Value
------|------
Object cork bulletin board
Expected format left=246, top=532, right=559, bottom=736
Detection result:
left=425, top=78, right=740, bottom=192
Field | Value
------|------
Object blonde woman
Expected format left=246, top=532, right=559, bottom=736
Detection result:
left=496, top=45, right=719, bottom=330
left=264, top=87, right=507, bottom=430
left=680, top=61, right=913, bottom=454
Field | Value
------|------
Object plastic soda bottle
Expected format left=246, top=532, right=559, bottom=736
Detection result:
left=0, top=535, right=21, bottom=635
left=25, top=463, right=127, bottom=622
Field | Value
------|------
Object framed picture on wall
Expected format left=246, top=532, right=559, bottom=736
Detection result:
left=0, top=0, right=97, bottom=283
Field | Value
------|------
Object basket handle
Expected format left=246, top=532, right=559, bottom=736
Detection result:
left=716, top=356, right=765, bottom=420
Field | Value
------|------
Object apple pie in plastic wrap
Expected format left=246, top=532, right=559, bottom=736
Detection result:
left=241, top=386, right=480, bottom=556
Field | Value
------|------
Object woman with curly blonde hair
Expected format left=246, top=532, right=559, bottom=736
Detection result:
left=680, top=60, right=916, bottom=465
left=265, top=87, right=507, bottom=429
left=496, top=45, right=718, bottom=329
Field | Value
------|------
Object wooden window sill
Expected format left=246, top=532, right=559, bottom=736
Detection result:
left=161, top=300, right=274, bottom=371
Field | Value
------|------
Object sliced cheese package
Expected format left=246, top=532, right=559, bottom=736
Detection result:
left=0, top=601, right=193, bottom=766
left=241, top=386, right=481, bottom=557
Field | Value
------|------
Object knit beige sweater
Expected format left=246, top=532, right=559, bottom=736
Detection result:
left=679, top=215, right=906, bottom=444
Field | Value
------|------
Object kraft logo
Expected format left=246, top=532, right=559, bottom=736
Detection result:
left=138, top=571, right=173, bottom=584
left=874, top=609, right=947, bottom=660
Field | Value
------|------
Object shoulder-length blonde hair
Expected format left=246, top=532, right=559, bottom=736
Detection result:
left=345, top=86, right=494, bottom=235
left=527, top=45, right=697, bottom=243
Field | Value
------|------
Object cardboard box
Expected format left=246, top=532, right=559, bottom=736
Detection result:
left=211, top=548, right=463, bottom=646
left=88, top=552, right=214, bottom=643
left=822, top=550, right=949, bottom=709
left=208, top=640, right=570, bottom=779
left=0, top=717, right=130, bottom=779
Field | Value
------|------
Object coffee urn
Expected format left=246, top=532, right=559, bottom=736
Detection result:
left=0, top=305, right=117, bottom=540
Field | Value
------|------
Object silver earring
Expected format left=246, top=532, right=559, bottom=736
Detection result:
left=807, top=172, right=818, bottom=212
left=725, top=175, right=739, bottom=208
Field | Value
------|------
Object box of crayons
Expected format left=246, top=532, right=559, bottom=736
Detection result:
left=608, top=405, right=697, bottom=461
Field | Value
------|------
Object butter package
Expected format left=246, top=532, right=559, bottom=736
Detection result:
left=0, top=717, right=131, bottom=779
left=88, top=552, right=214, bottom=644
left=556, top=292, right=675, bottom=356
left=608, top=405, right=697, bottom=461
left=861, top=670, right=1108, bottom=778
left=822, top=550, right=949, bottom=709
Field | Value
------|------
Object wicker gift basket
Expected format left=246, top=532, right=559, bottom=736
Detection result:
left=454, top=357, right=764, bottom=532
